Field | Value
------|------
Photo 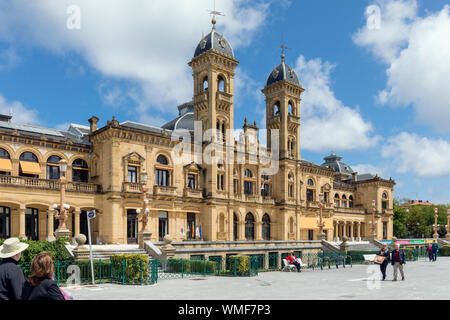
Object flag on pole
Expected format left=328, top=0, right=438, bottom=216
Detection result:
left=181, top=226, right=185, bottom=238
left=199, top=224, right=202, bottom=239
left=195, top=226, right=200, bottom=238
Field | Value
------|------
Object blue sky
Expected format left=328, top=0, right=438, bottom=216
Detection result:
left=0, top=0, right=449, bottom=203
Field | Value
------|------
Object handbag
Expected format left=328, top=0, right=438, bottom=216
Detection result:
left=374, top=255, right=386, bottom=265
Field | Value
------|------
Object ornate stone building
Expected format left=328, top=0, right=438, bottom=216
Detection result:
left=0, top=21, right=395, bottom=255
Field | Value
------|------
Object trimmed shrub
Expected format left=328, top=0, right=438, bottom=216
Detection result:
left=228, top=255, right=250, bottom=276
left=110, top=254, right=149, bottom=284
left=0, top=237, right=72, bottom=263
left=164, top=258, right=217, bottom=274
left=439, top=246, right=450, bottom=256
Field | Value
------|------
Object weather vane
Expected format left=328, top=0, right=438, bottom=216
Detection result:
left=207, top=0, right=225, bottom=27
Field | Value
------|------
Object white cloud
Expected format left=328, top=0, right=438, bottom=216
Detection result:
left=353, top=1, right=450, bottom=131
left=0, top=94, right=39, bottom=125
left=382, top=132, right=450, bottom=177
left=294, top=55, right=380, bottom=152
left=0, top=47, right=21, bottom=70
left=352, top=164, right=388, bottom=177
left=0, top=0, right=269, bottom=116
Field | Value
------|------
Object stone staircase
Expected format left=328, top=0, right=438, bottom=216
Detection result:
left=347, top=242, right=380, bottom=252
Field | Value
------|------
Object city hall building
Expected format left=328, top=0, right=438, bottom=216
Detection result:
left=0, top=20, right=395, bottom=253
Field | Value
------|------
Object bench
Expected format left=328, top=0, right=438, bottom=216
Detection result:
left=282, top=258, right=307, bottom=272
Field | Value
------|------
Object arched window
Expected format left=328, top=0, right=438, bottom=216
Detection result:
left=349, top=195, right=354, bottom=208
left=155, top=155, right=170, bottom=186
left=334, top=194, right=340, bottom=207
left=0, top=148, right=11, bottom=176
left=341, top=195, right=347, bottom=208
left=0, top=148, right=10, bottom=159
left=156, top=155, right=169, bottom=165
left=382, top=192, right=389, bottom=209
left=46, top=155, right=62, bottom=180
left=288, top=101, right=294, bottom=115
left=72, top=159, right=89, bottom=183
left=245, top=169, right=253, bottom=178
left=262, top=214, right=270, bottom=241
left=274, top=102, right=280, bottom=116
left=307, top=179, right=314, bottom=187
left=245, top=213, right=255, bottom=241
left=202, top=76, right=208, bottom=91
left=20, top=152, right=38, bottom=163
left=244, top=169, right=254, bottom=195
left=19, top=152, right=40, bottom=178
left=218, top=75, right=225, bottom=92
left=233, top=213, right=238, bottom=241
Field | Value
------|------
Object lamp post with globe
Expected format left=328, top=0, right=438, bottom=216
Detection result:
left=433, top=208, right=440, bottom=239
left=137, top=169, right=152, bottom=248
left=316, top=193, right=326, bottom=240
left=54, top=159, right=71, bottom=238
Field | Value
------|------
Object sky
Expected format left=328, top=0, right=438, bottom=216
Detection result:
left=0, top=0, right=449, bottom=203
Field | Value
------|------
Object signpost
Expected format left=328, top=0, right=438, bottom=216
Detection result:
left=87, top=210, right=96, bottom=285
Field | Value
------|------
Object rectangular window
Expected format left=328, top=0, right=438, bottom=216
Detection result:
left=324, top=192, right=329, bottom=203
left=383, top=222, right=388, bottom=240
left=308, top=230, right=314, bottom=241
left=244, top=181, right=253, bottom=195
left=187, top=213, right=196, bottom=240
left=158, top=211, right=169, bottom=241
left=382, top=201, right=388, bottom=209
left=306, top=189, right=314, bottom=202
left=155, top=169, right=169, bottom=186
left=128, top=166, right=138, bottom=183
left=187, top=174, right=196, bottom=189
left=217, top=174, right=224, bottom=191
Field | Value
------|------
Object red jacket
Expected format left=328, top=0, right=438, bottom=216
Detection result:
left=286, top=255, right=296, bottom=264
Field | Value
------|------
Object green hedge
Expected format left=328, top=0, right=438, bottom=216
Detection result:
left=439, top=246, right=450, bottom=256
left=0, top=237, right=72, bottom=263
left=228, top=255, right=250, bottom=276
left=110, top=254, right=149, bottom=284
left=164, top=258, right=217, bottom=274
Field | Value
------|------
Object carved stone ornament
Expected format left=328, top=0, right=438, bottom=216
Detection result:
left=272, top=68, right=279, bottom=79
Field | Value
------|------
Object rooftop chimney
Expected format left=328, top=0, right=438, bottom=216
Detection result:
left=352, top=172, right=358, bottom=182
left=88, top=116, right=99, bottom=133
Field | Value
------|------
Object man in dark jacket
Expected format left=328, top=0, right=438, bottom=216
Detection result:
left=431, top=241, right=439, bottom=262
left=0, top=238, right=29, bottom=300
left=391, top=243, right=406, bottom=281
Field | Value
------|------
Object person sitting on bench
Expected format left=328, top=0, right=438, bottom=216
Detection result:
left=286, top=251, right=301, bottom=272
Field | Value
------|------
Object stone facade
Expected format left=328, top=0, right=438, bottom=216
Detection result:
left=0, top=21, right=395, bottom=254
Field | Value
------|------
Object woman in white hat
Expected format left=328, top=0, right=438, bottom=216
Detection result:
left=0, top=237, right=29, bottom=300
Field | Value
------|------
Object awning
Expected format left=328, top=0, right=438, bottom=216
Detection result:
left=19, top=161, right=41, bottom=175
left=0, top=158, right=12, bottom=172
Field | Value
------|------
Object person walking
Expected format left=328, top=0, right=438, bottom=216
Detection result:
left=431, top=241, right=439, bottom=262
left=285, top=251, right=302, bottom=272
left=0, top=238, right=29, bottom=300
left=391, top=243, right=406, bottom=281
left=21, top=252, right=64, bottom=300
left=378, top=244, right=390, bottom=281
left=426, top=244, right=433, bottom=262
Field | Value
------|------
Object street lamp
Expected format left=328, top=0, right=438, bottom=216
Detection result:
left=137, top=168, right=152, bottom=248
left=446, top=209, right=450, bottom=240
left=54, top=159, right=70, bottom=237
left=371, top=200, right=377, bottom=240
left=317, top=193, right=326, bottom=240
left=433, top=208, right=439, bottom=239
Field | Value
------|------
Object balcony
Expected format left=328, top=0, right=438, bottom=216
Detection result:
left=0, top=175, right=102, bottom=193
left=183, top=188, right=203, bottom=199
left=216, top=91, right=233, bottom=104
left=122, top=182, right=143, bottom=194
left=153, top=185, right=177, bottom=197
left=245, top=194, right=260, bottom=202
left=194, top=91, right=208, bottom=105
left=334, top=207, right=365, bottom=214
left=262, top=196, right=275, bottom=205
left=288, top=114, right=300, bottom=125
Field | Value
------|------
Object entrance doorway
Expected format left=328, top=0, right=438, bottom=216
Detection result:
left=26, top=208, right=39, bottom=240
left=159, top=211, right=169, bottom=241
left=127, top=209, right=138, bottom=244
left=0, top=207, right=10, bottom=239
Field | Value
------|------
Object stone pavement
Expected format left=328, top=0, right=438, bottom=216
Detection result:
left=64, top=257, right=450, bottom=300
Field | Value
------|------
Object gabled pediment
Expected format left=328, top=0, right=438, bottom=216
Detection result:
left=123, top=152, right=145, bottom=164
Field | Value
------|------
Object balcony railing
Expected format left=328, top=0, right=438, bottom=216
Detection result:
left=183, top=188, right=203, bottom=199
left=0, top=175, right=102, bottom=193
left=122, top=182, right=143, bottom=194
left=334, top=207, right=365, bottom=214
left=153, top=185, right=177, bottom=197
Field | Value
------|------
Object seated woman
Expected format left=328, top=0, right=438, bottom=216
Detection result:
left=285, top=251, right=301, bottom=272
left=22, top=252, right=65, bottom=300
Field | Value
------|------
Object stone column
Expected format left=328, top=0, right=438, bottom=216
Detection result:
left=350, top=222, right=354, bottom=241
left=19, top=206, right=26, bottom=240
left=238, top=221, right=246, bottom=241
left=357, top=222, right=361, bottom=241
left=73, top=209, right=81, bottom=237
left=47, top=209, right=55, bottom=241
left=255, top=221, right=263, bottom=241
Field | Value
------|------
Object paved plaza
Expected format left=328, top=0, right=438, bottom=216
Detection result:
left=65, top=257, right=450, bottom=300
